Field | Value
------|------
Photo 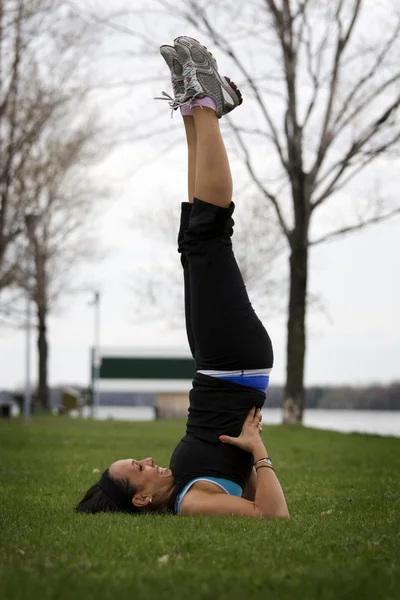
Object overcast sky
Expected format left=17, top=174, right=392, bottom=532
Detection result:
left=0, top=0, right=399, bottom=391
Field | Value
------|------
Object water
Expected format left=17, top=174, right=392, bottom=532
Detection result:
left=78, top=406, right=400, bottom=437
left=80, top=406, right=155, bottom=422
left=264, top=408, right=400, bottom=437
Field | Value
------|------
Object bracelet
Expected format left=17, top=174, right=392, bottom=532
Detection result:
left=254, top=457, right=272, bottom=467
left=255, top=464, right=275, bottom=472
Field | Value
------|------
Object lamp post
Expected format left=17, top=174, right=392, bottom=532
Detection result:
left=24, top=213, right=38, bottom=421
left=24, top=263, right=33, bottom=421
left=91, top=291, right=101, bottom=418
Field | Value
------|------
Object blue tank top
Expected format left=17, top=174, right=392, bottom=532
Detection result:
left=175, top=477, right=243, bottom=515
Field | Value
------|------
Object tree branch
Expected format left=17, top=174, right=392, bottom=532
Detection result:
left=309, top=0, right=362, bottom=183
left=67, top=0, right=158, bottom=48
left=194, top=2, right=290, bottom=174
left=334, top=72, right=400, bottom=137
left=312, top=96, right=400, bottom=208
left=301, top=4, right=332, bottom=129
left=310, top=206, right=400, bottom=246
left=227, top=117, right=291, bottom=241
left=333, top=18, right=400, bottom=131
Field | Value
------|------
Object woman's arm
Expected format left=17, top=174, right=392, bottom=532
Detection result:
left=180, top=408, right=289, bottom=519
left=248, top=438, right=288, bottom=519
left=242, top=467, right=257, bottom=501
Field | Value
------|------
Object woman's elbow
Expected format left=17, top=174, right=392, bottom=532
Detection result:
left=275, top=508, right=290, bottom=519
left=273, top=502, right=290, bottom=519
left=257, top=507, right=290, bottom=520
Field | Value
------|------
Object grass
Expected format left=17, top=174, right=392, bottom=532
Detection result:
left=0, top=416, right=399, bottom=600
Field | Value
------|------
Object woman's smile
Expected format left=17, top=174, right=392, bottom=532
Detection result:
left=131, top=458, right=172, bottom=477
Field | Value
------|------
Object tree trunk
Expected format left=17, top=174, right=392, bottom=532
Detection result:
left=37, top=307, right=49, bottom=410
left=283, top=229, right=309, bottom=424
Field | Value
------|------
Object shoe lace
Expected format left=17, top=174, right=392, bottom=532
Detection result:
left=154, top=88, right=203, bottom=117
left=153, top=91, right=180, bottom=117
left=154, top=90, right=177, bottom=108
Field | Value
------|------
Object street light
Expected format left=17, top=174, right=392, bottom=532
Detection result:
left=91, top=291, right=101, bottom=418
left=24, top=213, right=39, bottom=421
left=65, top=286, right=102, bottom=418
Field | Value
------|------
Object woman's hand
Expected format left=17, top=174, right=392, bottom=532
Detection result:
left=219, top=407, right=263, bottom=453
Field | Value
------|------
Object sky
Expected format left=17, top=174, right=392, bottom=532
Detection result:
left=0, top=0, right=399, bottom=391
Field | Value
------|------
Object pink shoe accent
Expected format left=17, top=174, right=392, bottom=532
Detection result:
left=191, top=96, right=217, bottom=112
left=180, top=96, right=217, bottom=116
left=180, top=105, right=193, bottom=116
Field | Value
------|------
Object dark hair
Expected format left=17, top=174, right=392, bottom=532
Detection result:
left=76, top=472, right=140, bottom=514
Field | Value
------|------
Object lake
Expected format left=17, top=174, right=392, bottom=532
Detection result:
left=79, top=406, right=400, bottom=437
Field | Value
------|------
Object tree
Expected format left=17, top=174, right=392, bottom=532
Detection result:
left=1, top=0, right=94, bottom=289
left=0, top=0, right=109, bottom=408
left=118, top=0, right=400, bottom=423
left=21, top=116, right=105, bottom=409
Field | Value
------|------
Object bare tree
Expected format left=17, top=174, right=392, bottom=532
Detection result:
left=22, top=117, right=105, bottom=409
left=0, top=0, right=26, bottom=291
left=0, top=0, right=110, bottom=408
left=113, top=0, right=400, bottom=423
left=0, top=0, right=108, bottom=287
left=2, top=111, right=107, bottom=409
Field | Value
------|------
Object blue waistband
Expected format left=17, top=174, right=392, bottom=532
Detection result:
left=219, top=374, right=270, bottom=393
left=197, top=369, right=271, bottom=393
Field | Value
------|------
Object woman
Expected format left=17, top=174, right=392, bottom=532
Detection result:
left=76, top=36, right=288, bottom=519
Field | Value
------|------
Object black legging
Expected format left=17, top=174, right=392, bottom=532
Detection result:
left=178, top=198, right=273, bottom=372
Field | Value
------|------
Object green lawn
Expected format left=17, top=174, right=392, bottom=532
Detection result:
left=0, top=416, right=399, bottom=600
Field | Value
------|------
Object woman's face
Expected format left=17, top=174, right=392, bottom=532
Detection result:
left=108, top=457, right=174, bottom=508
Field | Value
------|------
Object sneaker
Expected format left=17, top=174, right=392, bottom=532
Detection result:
left=173, top=36, right=243, bottom=118
left=157, top=45, right=185, bottom=110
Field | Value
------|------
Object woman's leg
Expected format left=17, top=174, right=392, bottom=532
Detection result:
left=184, top=108, right=273, bottom=371
left=183, top=115, right=196, bottom=203
left=192, top=107, right=232, bottom=207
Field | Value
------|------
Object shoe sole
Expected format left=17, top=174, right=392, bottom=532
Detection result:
left=160, top=45, right=183, bottom=77
left=173, top=36, right=241, bottom=117
left=159, top=44, right=185, bottom=106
